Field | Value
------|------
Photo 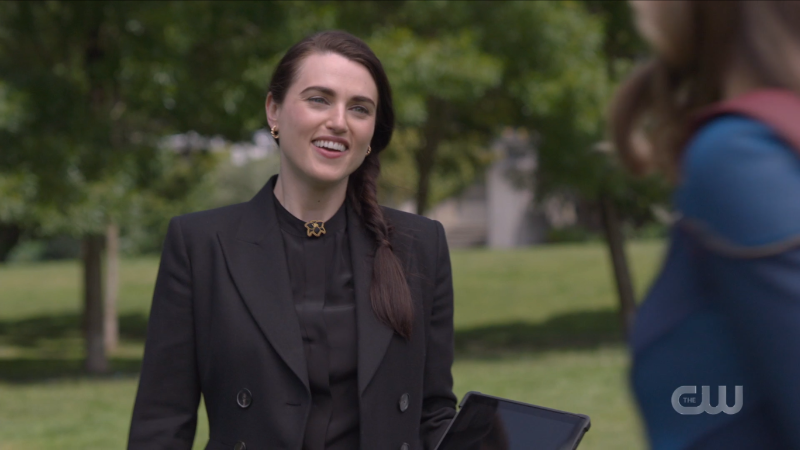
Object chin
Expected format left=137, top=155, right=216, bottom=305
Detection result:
left=284, top=152, right=360, bottom=188
left=304, top=165, right=355, bottom=187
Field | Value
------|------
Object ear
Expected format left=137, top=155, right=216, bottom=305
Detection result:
left=265, top=92, right=281, bottom=128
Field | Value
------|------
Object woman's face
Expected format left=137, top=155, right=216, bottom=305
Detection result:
left=266, top=52, right=378, bottom=188
left=629, top=0, right=691, bottom=65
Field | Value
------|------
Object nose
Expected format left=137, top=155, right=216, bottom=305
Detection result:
left=326, top=104, right=347, bottom=134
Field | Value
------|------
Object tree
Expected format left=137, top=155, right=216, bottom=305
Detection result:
left=367, top=1, right=670, bottom=334
left=333, top=1, right=614, bottom=215
left=0, top=1, right=671, bottom=359
left=368, top=27, right=503, bottom=214
left=0, top=1, right=287, bottom=373
left=582, top=1, right=671, bottom=335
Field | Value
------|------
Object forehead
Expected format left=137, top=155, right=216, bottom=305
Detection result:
left=290, top=52, right=378, bottom=102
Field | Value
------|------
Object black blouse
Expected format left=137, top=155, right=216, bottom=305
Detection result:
left=272, top=190, right=360, bottom=450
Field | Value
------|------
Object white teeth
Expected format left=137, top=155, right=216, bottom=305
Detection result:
left=313, top=140, right=347, bottom=152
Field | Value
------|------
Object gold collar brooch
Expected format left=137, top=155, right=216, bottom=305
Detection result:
left=304, top=220, right=326, bottom=237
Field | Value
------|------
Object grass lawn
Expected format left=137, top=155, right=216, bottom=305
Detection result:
left=0, top=240, right=666, bottom=450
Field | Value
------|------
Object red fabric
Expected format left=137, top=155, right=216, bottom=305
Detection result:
left=691, top=89, right=800, bottom=156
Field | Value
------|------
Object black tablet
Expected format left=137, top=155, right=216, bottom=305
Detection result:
left=434, top=391, right=591, bottom=450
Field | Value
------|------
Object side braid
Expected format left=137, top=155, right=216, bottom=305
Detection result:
left=348, top=154, right=414, bottom=339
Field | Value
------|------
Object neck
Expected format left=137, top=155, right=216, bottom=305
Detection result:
left=722, top=55, right=760, bottom=100
left=273, top=168, right=348, bottom=223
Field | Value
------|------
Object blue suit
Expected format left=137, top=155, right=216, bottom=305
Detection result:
left=630, top=116, right=800, bottom=449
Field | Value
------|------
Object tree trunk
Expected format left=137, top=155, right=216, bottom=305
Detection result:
left=83, top=234, right=108, bottom=374
left=0, top=222, right=22, bottom=262
left=414, top=139, right=438, bottom=216
left=415, top=98, right=447, bottom=216
left=598, top=193, right=637, bottom=338
left=104, top=222, right=119, bottom=352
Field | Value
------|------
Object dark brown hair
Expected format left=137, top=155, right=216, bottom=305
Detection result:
left=610, top=1, right=800, bottom=180
left=268, top=30, right=414, bottom=339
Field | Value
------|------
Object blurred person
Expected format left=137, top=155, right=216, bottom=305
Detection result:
left=128, top=30, right=456, bottom=450
left=611, top=1, right=800, bottom=449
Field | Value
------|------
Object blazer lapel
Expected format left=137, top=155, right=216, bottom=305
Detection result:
left=348, top=202, right=394, bottom=395
left=217, top=176, right=309, bottom=392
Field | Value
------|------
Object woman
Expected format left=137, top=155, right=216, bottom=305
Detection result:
left=128, top=30, right=456, bottom=450
left=612, top=1, right=800, bottom=449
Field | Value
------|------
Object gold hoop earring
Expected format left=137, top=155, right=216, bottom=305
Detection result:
left=270, top=125, right=279, bottom=139
left=366, top=145, right=372, bottom=155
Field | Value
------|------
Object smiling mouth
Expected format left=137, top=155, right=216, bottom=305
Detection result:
left=312, top=140, right=348, bottom=152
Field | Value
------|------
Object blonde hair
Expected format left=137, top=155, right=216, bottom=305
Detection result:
left=610, top=1, right=800, bottom=180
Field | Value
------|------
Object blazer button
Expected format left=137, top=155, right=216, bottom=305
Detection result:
left=236, top=389, right=252, bottom=409
left=399, top=393, right=409, bottom=412
left=400, top=443, right=409, bottom=450
left=234, top=441, right=246, bottom=450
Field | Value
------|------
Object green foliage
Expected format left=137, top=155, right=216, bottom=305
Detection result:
left=347, top=1, right=616, bottom=211
left=0, top=0, right=669, bottom=247
left=368, top=1, right=648, bottom=211
left=0, top=171, right=37, bottom=225
left=0, top=2, right=285, bottom=236
left=369, top=27, right=503, bottom=126
left=578, top=0, right=671, bottom=222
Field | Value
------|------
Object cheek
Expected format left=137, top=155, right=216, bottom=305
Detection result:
left=632, top=2, right=665, bottom=49
left=632, top=0, right=692, bottom=65
left=353, top=119, right=377, bottom=145
left=282, top=105, right=317, bottom=138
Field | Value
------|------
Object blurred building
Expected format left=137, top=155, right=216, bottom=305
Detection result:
left=162, top=129, right=278, bottom=165
left=418, top=128, right=577, bottom=248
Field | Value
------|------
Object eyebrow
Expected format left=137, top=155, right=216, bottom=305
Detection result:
left=300, top=85, right=376, bottom=108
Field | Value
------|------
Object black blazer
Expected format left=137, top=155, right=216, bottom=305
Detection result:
left=128, top=180, right=457, bottom=450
